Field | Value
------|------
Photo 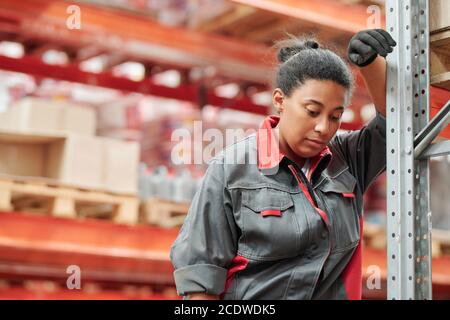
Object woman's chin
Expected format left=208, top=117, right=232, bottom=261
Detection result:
left=296, top=146, right=322, bottom=158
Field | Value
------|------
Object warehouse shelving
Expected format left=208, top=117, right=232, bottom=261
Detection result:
left=0, top=0, right=398, bottom=131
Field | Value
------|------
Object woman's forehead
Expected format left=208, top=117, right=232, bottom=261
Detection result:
left=291, top=80, right=347, bottom=106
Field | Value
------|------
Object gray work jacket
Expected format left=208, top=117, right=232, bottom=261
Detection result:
left=171, top=112, right=386, bottom=300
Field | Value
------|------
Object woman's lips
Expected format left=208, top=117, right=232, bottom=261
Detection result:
left=305, top=138, right=325, bottom=148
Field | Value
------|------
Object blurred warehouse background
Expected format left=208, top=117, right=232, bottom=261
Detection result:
left=0, top=0, right=449, bottom=299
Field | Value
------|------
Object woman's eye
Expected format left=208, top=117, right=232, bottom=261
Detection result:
left=306, top=109, right=319, bottom=116
left=331, top=114, right=342, bottom=121
left=331, top=115, right=342, bottom=121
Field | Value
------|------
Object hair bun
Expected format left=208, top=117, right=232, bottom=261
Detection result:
left=304, top=40, right=319, bottom=49
left=276, top=38, right=320, bottom=63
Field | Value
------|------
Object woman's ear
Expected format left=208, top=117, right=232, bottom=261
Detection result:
left=272, top=88, right=285, bottom=114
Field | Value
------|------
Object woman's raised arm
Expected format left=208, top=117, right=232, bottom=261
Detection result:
left=347, top=28, right=397, bottom=117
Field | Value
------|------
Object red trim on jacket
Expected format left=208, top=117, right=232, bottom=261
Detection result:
left=342, top=218, right=364, bottom=300
left=288, top=164, right=329, bottom=226
left=220, top=255, right=249, bottom=299
left=257, top=115, right=285, bottom=170
left=261, top=209, right=282, bottom=217
left=307, top=147, right=332, bottom=182
left=342, top=192, right=356, bottom=198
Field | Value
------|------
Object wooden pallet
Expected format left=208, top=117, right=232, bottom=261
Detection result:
left=141, top=198, right=190, bottom=228
left=430, top=30, right=450, bottom=91
left=431, top=229, right=450, bottom=257
left=0, top=176, right=139, bottom=225
left=430, top=0, right=450, bottom=90
left=363, top=223, right=387, bottom=250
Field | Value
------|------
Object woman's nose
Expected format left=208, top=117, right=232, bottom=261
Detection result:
left=314, top=117, right=330, bottom=134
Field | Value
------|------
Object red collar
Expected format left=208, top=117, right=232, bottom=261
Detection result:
left=257, top=115, right=332, bottom=177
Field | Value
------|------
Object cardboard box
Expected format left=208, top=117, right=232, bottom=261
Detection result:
left=0, top=98, right=96, bottom=136
left=430, top=0, right=450, bottom=33
left=49, top=135, right=104, bottom=190
left=0, top=130, right=139, bottom=194
left=0, top=130, right=65, bottom=178
left=62, top=104, right=97, bottom=136
left=103, top=139, right=140, bottom=194
left=0, top=143, right=46, bottom=177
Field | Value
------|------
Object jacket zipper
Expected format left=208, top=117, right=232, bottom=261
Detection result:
left=295, top=164, right=319, bottom=207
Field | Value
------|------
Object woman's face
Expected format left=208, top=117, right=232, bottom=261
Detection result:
left=273, top=79, right=348, bottom=161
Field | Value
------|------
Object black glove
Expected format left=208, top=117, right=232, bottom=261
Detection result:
left=347, top=29, right=397, bottom=67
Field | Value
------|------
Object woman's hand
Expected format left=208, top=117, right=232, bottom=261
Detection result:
left=348, top=29, right=397, bottom=117
left=347, top=29, right=397, bottom=67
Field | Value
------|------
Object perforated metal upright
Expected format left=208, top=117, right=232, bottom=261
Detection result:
left=385, top=0, right=432, bottom=300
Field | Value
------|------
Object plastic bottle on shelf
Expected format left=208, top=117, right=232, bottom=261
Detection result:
left=138, top=163, right=149, bottom=201
left=173, top=169, right=196, bottom=203
left=150, top=165, right=170, bottom=200
left=144, top=168, right=155, bottom=199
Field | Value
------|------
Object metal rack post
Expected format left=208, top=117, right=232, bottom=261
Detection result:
left=386, top=0, right=450, bottom=300
left=386, top=0, right=432, bottom=300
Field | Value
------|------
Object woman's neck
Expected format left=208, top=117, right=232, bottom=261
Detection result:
left=273, top=129, right=306, bottom=168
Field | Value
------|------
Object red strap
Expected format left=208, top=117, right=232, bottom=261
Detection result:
left=261, top=209, right=282, bottom=217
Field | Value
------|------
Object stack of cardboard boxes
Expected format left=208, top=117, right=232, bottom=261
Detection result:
left=0, top=97, right=140, bottom=223
left=430, top=0, right=450, bottom=90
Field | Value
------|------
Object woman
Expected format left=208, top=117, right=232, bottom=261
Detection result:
left=170, top=29, right=396, bottom=300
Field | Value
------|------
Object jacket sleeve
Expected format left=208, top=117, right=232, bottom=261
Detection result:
left=331, top=111, right=387, bottom=194
left=170, top=157, right=239, bottom=296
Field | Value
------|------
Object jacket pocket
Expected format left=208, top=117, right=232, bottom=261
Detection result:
left=317, top=170, right=360, bottom=252
left=238, top=187, right=302, bottom=260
